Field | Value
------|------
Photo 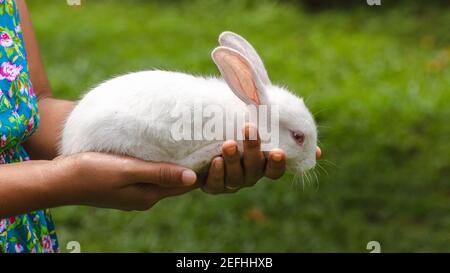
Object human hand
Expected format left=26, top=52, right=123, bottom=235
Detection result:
left=201, top=123, right=322, bottom=194
left=200, top=123, right=286, bottom=194
left=50, top=152, right=199, bottom=211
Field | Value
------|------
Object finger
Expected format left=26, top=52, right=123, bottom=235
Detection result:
left=112, top=184, right=160, bottom=211
left=242, top=123, right=265, bottom=186
left=123, top=159, right=197, bottom=187
left=316, top=146, right=322, bottom=160
left=156, top=183, right=200, bottom=199
left=265, top=149, right=286, bottom=180
left=202, top=156, right=225, bottom=194
left=125, top=181, right=199, bottom=211
left=222, top=140, right=244, bottom=189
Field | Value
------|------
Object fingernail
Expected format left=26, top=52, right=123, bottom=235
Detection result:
left=182, top=170, right=197, bottom=185
left=226, top=145, right=236, bottom=155
left=316, top=146, right=321, bottom=159
left=272, top=153, right=283, bottom=162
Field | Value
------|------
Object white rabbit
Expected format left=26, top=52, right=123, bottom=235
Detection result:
left=60, top=31, right=318, bottom=174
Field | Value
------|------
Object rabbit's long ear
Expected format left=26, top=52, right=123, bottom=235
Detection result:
left=219, top=31, right=271, bottom=86
left=212, top=46, right=268, bottom=106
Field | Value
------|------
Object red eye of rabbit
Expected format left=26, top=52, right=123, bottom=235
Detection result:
left=291, top=130, right=305, bottom=145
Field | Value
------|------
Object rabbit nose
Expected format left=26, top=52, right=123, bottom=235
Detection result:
left=316, top=146, right=321, bottom=160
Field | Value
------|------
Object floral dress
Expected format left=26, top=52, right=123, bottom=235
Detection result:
left=0, top=0, right=59, bottom=253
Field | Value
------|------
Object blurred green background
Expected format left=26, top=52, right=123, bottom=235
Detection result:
left=27, top=0, right=450, bottom=252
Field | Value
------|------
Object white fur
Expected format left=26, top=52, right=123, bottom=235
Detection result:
left=60, top=32, right=317, bottom=173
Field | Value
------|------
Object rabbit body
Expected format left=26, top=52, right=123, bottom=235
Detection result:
left=61, top=70, right=247, bottom=171
left=61, top=31, right=319, bottom=174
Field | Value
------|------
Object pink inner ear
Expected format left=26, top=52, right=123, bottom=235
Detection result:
left=228, top=56, right=260, bottom=105
left=215, top=50, right=261, bottom=105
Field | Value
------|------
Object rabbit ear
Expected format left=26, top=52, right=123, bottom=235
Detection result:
left=212, top=46, right=268, bottom=106
left=219, top=31, right=271, bottom=86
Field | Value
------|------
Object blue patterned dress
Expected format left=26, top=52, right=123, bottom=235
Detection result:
left=0, top=0, right=59, bottom=253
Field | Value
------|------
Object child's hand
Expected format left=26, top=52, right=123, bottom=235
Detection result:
left=201, top=123, right=287, bottom=194
left=51, top=152, right=198, bottom=211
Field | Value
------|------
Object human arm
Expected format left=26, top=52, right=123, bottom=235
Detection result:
left=14, top=0, right=72, bottom=160
left=16, top=0, right=288, bottom=197
left=0, top=152, right=198, bottom=218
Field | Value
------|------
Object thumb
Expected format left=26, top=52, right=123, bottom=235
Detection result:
left=126, top=161, right=197, bottom=187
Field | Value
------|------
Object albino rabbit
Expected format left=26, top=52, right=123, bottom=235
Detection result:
left=60, top=31, right=318, bottom=174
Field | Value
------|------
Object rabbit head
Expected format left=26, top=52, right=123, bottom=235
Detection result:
left=212, top=31, right=318, bottom=174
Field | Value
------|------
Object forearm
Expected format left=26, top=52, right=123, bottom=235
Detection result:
left=24, top=98, right=75, bottom=160
left=17, top=0, right=76, bottom=160
left=0, top=159, right=75, bottom=218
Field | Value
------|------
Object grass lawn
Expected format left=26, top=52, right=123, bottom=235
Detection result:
left=27, top=0, right=450, bottom=252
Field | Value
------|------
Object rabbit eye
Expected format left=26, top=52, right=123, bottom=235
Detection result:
left=291, top=130, right=305, bottom=145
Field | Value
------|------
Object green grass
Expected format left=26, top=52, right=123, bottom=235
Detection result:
left=27, top=0, right=450, bottom=252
